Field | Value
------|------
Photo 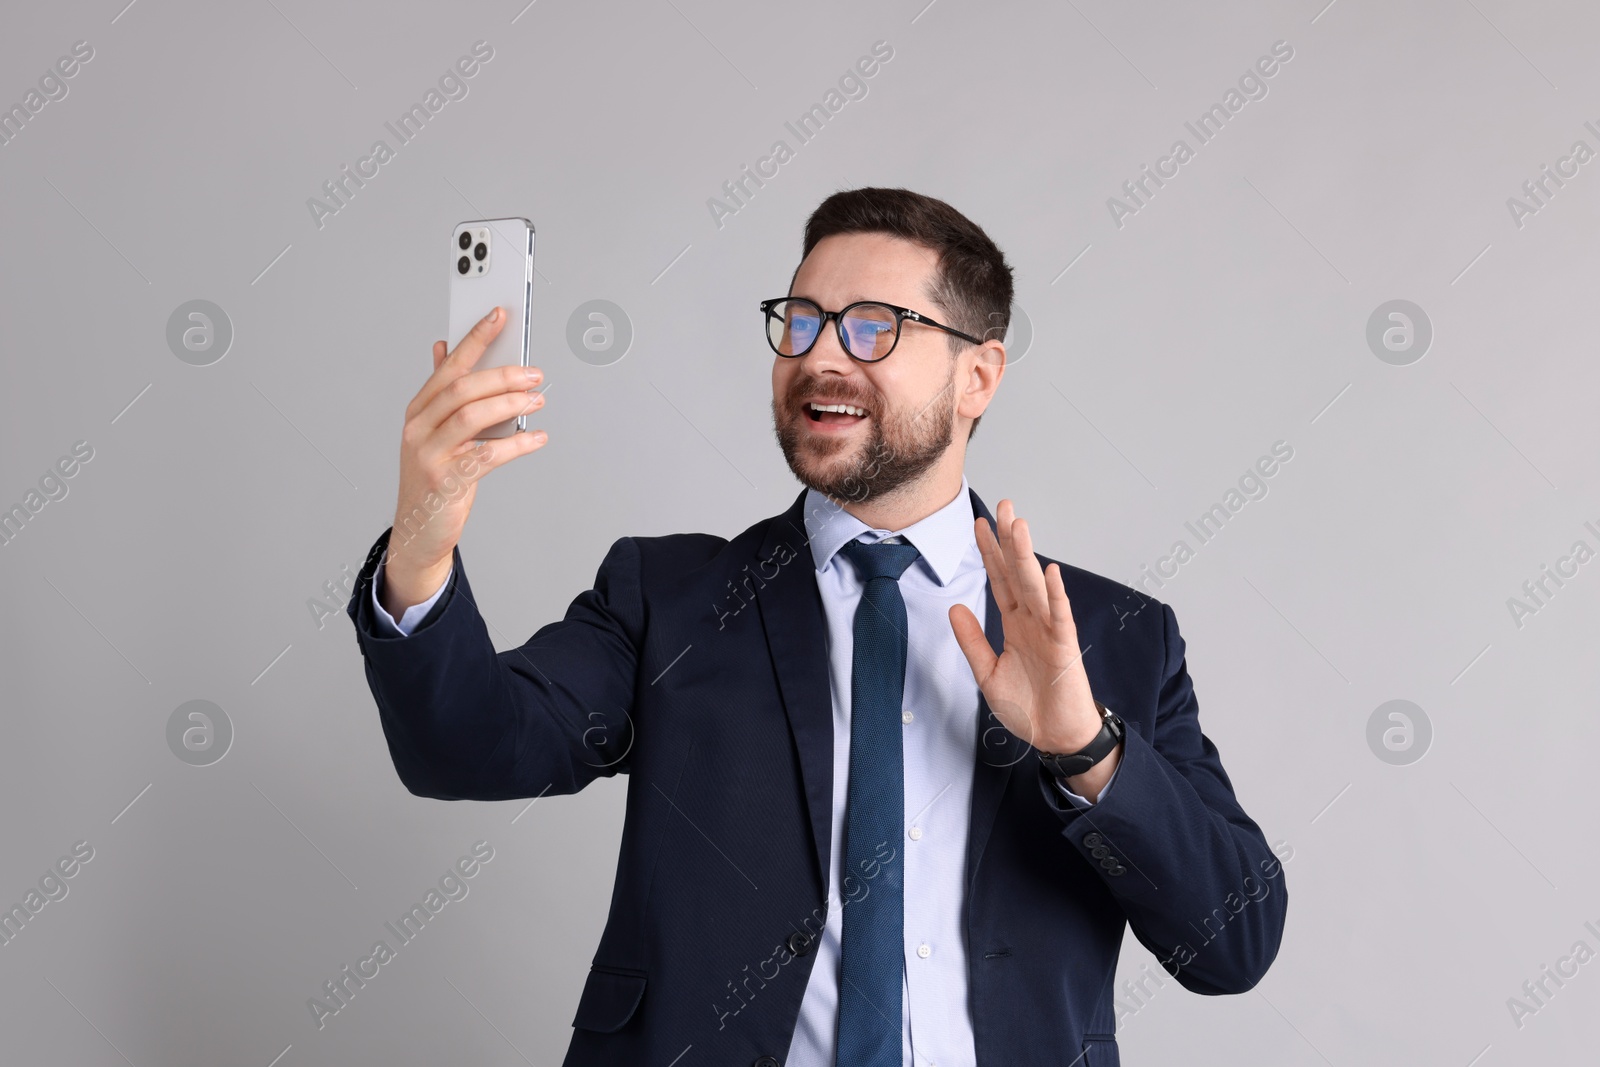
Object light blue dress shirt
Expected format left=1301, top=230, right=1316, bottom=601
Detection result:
left=368, top=476, right=1119, bottom=1066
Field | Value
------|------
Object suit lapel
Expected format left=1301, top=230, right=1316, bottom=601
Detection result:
left=752, top=490, right=835, bottom=894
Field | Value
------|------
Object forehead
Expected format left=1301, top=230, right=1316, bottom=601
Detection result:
left=791, top=232, right=940, bottom=308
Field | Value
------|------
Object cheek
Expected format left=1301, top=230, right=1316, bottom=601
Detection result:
left=882, top=370, right=932, bottom=417
left=862, top=369, right=895, bottom=405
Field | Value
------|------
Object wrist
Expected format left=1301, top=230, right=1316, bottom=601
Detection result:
left=379, top=549, right=452, bottom=618
left=1061, top=742, right=1121, bottom=802
left=1036, top=702, right=1123, bottom=781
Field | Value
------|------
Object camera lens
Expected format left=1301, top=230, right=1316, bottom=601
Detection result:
left=458, top=231, right=471, bottom=250
left=457, top=256, right=470, bottom=274
left=474, top=242, right=488, bottom=261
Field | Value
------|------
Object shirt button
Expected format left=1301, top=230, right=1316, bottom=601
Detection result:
left=917, top=943, right=931, bottom=959
left=902, top=710, right=914, bottom=724
left=908, top=826, right=923, bottom=841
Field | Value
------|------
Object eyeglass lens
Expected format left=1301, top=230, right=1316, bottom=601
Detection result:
left=767, top=300, right=898, bottom=360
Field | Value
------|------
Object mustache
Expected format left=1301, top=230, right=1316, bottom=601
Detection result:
left=784, top=376, right=877, bottom=411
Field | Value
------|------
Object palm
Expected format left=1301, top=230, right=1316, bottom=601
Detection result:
left=949, top=499, right=1101, bottom=755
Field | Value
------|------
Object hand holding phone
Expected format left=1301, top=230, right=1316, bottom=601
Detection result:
left=383, top=220, right=548, bottom=616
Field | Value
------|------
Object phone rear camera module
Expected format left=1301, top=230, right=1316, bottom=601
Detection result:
left=457, top=256, right=471, bottom=274
left=458, top=231, right=472, bottom=250
left=474, top=242, right=488, bottom=261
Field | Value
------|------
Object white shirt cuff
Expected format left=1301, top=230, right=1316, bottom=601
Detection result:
left=369, top=549, right=453, bottom=636
left=1052, top=755, right=1122, bottom=809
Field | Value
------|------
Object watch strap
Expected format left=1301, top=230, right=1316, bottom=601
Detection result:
left=1037, top=701, right=1123, bottom=779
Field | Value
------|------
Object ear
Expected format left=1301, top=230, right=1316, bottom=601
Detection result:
left=957, top=340, right=1005, bottom=423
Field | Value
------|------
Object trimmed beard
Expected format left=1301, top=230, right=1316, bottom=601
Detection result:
left=772, top=363, right=956, bottom=506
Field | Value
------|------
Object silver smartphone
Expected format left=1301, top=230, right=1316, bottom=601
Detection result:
left=447, top=217, right=535, bottom=438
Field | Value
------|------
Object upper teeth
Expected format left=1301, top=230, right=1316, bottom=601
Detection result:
left=810, top=403, right=866, bottom=417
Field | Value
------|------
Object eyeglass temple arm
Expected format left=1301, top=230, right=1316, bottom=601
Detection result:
left=899, top=307, right=988, bottom=347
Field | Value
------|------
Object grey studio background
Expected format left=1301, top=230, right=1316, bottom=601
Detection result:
left=1, top=0, right=1597, bottom=1064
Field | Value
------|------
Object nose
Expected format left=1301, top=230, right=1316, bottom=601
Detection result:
left=799, top=316, right=856, bottom=376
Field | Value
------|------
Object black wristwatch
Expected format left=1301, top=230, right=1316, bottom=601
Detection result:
left=1036, top=701, right=1124, bottom=779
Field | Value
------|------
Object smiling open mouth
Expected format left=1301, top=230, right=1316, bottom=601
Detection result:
left=806, top=402, right=869, bottom=426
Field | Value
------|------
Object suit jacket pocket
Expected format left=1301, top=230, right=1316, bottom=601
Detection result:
left=1082, top=1032, right=1120, bottom=1066
left=571, top=965, right=647, bottom=1033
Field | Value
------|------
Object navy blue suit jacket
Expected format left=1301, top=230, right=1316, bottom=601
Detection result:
left=345, top=486, right=1287, bottom=1066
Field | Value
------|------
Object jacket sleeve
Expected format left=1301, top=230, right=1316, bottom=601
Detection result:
left=345, top=527, right=644, bottom=802
left=1037, top=600, right=1288, bottom=994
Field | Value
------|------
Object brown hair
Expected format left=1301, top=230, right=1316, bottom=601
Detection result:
left=792, top=187, right=1013, bottom=440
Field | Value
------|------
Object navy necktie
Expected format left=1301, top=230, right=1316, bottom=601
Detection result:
left=835, top=537, right=921, bottom=1067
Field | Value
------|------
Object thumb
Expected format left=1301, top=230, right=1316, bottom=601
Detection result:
left=949, top=604, right=998, bottom=687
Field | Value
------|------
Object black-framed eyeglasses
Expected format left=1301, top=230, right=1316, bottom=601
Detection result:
left=759, top=297, right=987, bottom=363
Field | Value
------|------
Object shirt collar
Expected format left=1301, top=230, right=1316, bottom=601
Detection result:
left=802, top=475, right=977, bottom=588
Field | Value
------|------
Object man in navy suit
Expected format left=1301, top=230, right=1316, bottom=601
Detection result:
left=347, top=187, right=1286, bottom=1066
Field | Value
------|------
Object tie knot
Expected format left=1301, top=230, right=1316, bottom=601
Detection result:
left=839, top=537, right=922, bottom=583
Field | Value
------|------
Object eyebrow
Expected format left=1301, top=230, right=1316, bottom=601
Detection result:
left=791, top=293, right=879, bottom=305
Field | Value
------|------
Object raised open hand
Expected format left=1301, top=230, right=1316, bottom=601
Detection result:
left=948, top=499, right=1118, bottom=794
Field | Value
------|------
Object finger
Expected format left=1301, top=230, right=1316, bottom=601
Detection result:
left=446, top=418, right=549, bottom=463
left=409, top=340, right=451, bottom=414
left=409, top=307, right=507, bottom=418
left=994, top=499, right=1032, bottom=611
left=948, top=603, right=999, bottom=687
left=995, top=498, right=1015, bottom=569
left=419, top=362, right=545, bottom=438
left=443, top=425, right=551, bottom=479
left=975, top=517, right=1018, bottom=613
left=427, top=387, right=548, bottom=457
left=1009, top=515, right=1051, bottom=621
left=445, top=305, right=506, bottom=369
left=1045, top=562, right=1076, bottom=636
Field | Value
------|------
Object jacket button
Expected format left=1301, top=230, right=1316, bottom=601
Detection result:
left=786, top=930, right=814, bottom=957
left=754, top=1058, right=781, bottom=1067
left=1107, top=864, right=1126, bottom=876
left=1083, top=833, right=1103, bottom=847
